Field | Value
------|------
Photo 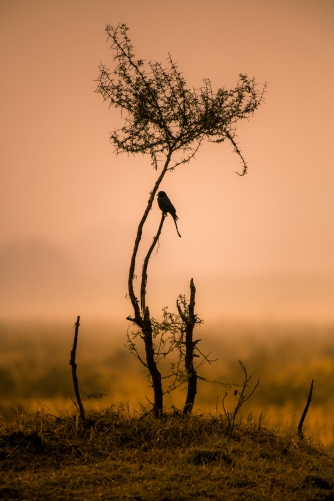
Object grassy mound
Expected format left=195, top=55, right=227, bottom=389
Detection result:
left=1, top=406, right=334, bottom=500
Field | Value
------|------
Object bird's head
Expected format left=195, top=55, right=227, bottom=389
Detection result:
left=157, top=191, right=166, bottom=197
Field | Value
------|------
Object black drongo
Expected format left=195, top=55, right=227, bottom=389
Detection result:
left=157, top=191, right=181, bottom=238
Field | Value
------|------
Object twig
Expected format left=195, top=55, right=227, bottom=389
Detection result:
left=222, top=360, right=259, bottom=435
left=298, top=379, right=314, bottom=439
left=69, top=316, right=85, bottom=421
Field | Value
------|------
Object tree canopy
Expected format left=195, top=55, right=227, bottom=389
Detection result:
left=96, top=23, right=266, bottom=174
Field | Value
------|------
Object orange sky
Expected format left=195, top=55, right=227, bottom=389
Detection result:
left=1, top=0, right=334, bottom=325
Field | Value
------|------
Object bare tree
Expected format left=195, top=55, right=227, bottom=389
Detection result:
left=176, top=279, right=200, bottom=415
left=96, top=23, right=266, bottom=416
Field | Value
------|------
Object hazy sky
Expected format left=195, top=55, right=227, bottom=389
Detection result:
left=1, top=0, right=334, bottom=325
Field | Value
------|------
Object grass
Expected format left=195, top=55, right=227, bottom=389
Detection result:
left=2, top=320, right=334, bottom=498
left=1, top=320, right=334, bottom=446
left=1, top=405, right=334, bottom=500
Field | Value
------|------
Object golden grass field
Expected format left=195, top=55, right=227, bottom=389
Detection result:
left=1, top=319, right=334, bottom=447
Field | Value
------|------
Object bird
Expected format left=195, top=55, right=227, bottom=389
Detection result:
left=157, top=191, right=181, bottom=238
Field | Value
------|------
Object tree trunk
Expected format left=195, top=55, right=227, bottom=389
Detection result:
left=143, top=307, right=163, bottom=417
left=179, top=279, right=198, bottom=415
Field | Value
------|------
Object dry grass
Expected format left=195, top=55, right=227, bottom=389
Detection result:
left=1, top=405, right=334, bottom=500
left=1, top=320, right=334, bottom=447
left=2, top=320, right=334, bottom=498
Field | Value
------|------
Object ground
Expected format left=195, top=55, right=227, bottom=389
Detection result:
left=1, top=409, right=334, bottom=500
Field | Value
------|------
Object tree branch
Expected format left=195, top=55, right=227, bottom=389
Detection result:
left=69, top=316, right=85, bottom=421
left=298, top=379, right=314, bottom=439
left=141, top=213, right=166, bottom=313
left=127, top=150, right=172, bottom=324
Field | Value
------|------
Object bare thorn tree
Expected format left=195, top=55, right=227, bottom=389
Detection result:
left=96, top=23, right=266, bottom=416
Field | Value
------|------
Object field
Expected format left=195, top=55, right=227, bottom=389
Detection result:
left=1, top=319, right=334, bottom=447
left=2, top=319, right=334, bottom=499
left=2, top=405, right=334, bottom=500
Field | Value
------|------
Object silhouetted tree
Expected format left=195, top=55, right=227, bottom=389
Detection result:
left=96, top=23, right=266, bottom=416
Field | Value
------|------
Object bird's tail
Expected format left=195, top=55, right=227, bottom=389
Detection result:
left=173, top=216, right=181, bottom=238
